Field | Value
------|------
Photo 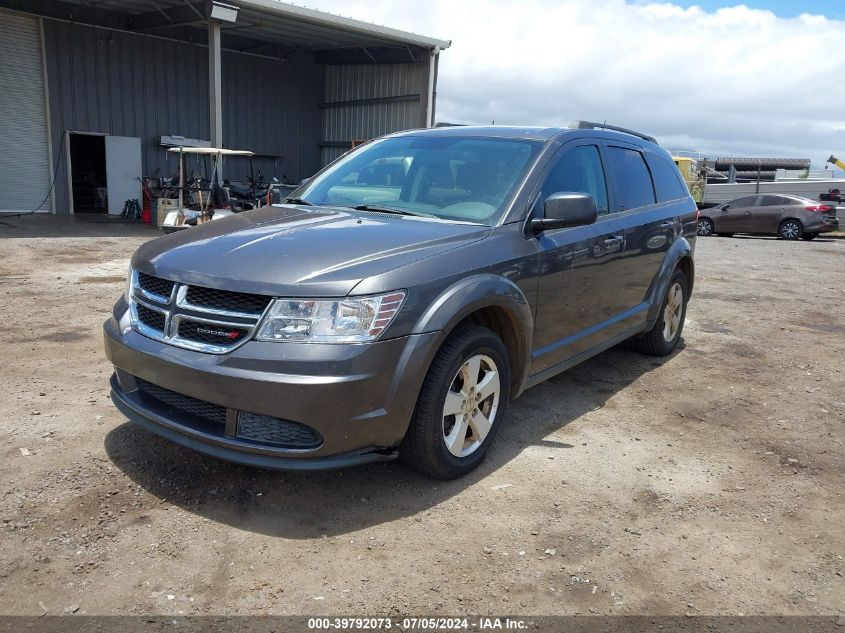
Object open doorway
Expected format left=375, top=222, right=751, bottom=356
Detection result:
left=69, top=133, right=107, bottom=213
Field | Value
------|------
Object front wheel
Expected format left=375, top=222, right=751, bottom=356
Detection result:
left=779, top=219, right=803, bottom=240
left=697, top=217, right=714, bottom=236
left=629, top=268, right=688, bottom=356
left=401, top=325, right=511, bottom=479
left=802, top=233, right=817, bottom=241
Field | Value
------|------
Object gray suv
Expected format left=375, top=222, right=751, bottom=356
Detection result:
left=105, top=122, right=697, bottom=479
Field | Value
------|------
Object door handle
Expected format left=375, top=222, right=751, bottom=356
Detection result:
left=660, top=220, right=675, bottom=227
left=604, top=235, right=624, bottom=246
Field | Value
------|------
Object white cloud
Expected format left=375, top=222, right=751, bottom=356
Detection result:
left=298, top=0, right=845, bottom=166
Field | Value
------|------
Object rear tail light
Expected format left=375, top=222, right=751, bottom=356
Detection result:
left=805, top=205, right=833, bottom=213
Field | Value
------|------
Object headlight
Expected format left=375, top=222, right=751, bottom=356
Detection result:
left=255, top=291, right=405, bottom=343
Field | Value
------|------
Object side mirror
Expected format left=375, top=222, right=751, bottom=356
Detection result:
left=722, top=204, right=730, bottom=210
left=532, top=192, right=597, bottom=233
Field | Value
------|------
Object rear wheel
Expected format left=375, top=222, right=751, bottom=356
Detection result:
left=697, top=217, right=714, bottom=236
left=629, top=268, right=688, bottom=357
left=779, top=219, right=802, bottom=240
left=401, top=325, right=511, bottom=479
left=802, top=233, right=818, bottom=241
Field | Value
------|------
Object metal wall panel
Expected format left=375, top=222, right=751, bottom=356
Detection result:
left=41, top=19, right=323, bottom=213
left=0, top=11, right=52, bottom=212
left=321, top=63, right=425, bottom=165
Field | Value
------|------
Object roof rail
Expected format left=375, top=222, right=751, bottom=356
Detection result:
left=569, top=121, right=657, bottom=144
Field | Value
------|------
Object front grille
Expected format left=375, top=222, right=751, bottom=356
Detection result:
left=237, top=411, right=322, bottom=448
left=137, top=272, right=175, bottom=301
left=185, top=286, right=272, bottom=315
left=136, top=379, right=227, bottom=426
left=136, top=304, right=166, bottom=333
left=177, top=320, right=250, bottom=346
left=130, top=270, right=269, bottom=354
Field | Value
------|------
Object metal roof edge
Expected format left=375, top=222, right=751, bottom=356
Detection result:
left=236, top=0, right=452, bottom=50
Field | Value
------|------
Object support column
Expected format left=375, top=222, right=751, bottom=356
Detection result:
left=208, top=20, right=223, bottom=175
left=420, top=46, right=440, bottom=128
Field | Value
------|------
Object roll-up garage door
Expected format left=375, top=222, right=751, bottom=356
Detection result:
left=0, top=12, right=51, bottom=212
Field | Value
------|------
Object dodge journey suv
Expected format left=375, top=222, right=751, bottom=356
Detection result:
left=105, top=122, right=697, bottom=479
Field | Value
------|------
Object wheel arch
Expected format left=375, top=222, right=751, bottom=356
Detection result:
left=412, top=274, right=534, bottom=398
left=779, top=216, right=803, bottom=228
left=645, top=238, right=694, bottom=327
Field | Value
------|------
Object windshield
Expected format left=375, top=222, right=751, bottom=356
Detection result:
left=294, top=136, right=542, bottom=224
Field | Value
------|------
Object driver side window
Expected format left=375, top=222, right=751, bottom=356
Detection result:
left=539, top=145, right=609, bottom=215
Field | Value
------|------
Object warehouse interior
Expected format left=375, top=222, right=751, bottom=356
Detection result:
left=0, top=0, right=450, bottom=214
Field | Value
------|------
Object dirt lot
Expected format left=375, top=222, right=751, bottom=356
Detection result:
left=0, top=215, right=842, bottom=617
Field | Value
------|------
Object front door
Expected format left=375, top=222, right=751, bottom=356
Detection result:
left=105, top=136, right=142, bottom=215
left=716, top=196, right=756, bottom=232
left=530, top=141, right=625, bottom=374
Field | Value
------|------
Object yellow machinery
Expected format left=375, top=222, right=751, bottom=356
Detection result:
left=673, top=156, right=705, bottom=203
left=828, top=155, right=845, bottom=171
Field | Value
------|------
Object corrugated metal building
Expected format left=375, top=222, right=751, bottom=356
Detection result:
left=0, top=0, right=449, bottom=214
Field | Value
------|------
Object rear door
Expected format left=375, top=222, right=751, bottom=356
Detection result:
left=753, top=195, right=792, bottom=233
left=716, top=196, right=757, bottom=232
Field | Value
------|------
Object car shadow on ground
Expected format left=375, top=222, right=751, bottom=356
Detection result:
left=722, top=235, right=840, bottom=243
left=104, top=343, right=680, bottom=539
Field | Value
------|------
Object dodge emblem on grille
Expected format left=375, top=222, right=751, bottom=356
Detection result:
left=196, top=326, right=241, bottom=340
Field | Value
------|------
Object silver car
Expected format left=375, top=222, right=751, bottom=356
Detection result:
left=697, top=194, right=839, bottom=240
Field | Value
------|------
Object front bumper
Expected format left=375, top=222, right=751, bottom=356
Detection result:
left=104, top=307, right=442, bottom=470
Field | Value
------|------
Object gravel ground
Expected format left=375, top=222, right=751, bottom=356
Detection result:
left=0, top=216, right=842, bottom=617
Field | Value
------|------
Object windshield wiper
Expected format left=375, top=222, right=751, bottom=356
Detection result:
left=352, top=204, right=435, bottom=218
left=282, top=197, right=313, bottom=206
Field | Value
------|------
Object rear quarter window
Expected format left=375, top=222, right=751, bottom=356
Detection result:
left=606, top=146, right=656, bottom=212
left=646, top=154, right=690, bottom=202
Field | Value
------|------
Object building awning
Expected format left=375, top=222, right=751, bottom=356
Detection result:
left=13, top=0, right=450, bottom=62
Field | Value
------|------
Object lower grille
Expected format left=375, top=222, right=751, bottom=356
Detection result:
left=136, top=379, right=227, bottom=426
left=131, top=378, right=322, bottom=450
left=136, top=304, right=166, bottom=333
left=237, top=411, right=322, bottom=448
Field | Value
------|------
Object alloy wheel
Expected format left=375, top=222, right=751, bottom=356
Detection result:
left=442, top=354, right=500, bottom=458
left=697, top=219, right=713, bottom=236
left=781, top=221, right=800, bottom=240
left=662, top=282, right=683, bottom=342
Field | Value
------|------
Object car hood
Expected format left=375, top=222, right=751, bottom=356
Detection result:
left=132, top=206, right=491, bottom=297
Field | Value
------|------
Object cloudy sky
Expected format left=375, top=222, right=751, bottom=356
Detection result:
left=298, top=0, right=844, bottom=170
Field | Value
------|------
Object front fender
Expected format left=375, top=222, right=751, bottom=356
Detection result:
left=412, top=274, right=534, bottom=396
left=645, top=237, right=695, bottom=326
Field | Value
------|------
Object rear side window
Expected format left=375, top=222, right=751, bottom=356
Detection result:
left=646, top=154, right=690, bottom=202
left=758, top=195, right=791, bottom=206
left=606, top=146, right=656, bottom=211
left=540, top=145, right=609, bottom=215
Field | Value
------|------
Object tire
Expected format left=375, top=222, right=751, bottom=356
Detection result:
left=802, top=233, right=817, bottom=241
left=629, top=268, right=688, bottom=357
left=401, top=324, right=511, bottom=480
left=717, top=232, right=734, bottom=237
left=697, top=217, right=714, bottom=236
left=779, top=219, right=803, bottom=240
